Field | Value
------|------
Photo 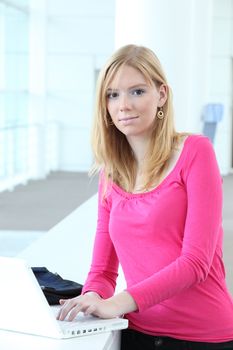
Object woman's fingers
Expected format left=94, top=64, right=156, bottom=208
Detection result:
left=67, top=302, right=84, bottom=321
left=57, top=295, right=100, bottom=321
left=57, top=297, right=80, bottom=320
left=56, top=299, right=68, bottom=320
left=84, top=304, right=97, bottom=317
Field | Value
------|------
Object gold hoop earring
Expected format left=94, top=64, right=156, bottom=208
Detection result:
left=157, top=107, right=164, bottom=120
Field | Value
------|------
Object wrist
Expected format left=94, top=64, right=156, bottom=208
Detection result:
left=84, top=291, right=102, bottom=299
left=110, top=291, right=138, bottom=316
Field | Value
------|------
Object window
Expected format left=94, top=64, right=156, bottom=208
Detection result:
left=0, top=1, right=29, bottom=188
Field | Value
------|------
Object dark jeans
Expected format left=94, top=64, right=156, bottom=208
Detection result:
left=121, top=329, right=233, bottom=350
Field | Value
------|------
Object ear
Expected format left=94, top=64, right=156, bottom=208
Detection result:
left=158, top=84, right=168, bottom=107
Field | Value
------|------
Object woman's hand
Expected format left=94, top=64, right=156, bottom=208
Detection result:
left=56, top=291, right=137, bottom=321
left=57, top=292, right=102, bottom=321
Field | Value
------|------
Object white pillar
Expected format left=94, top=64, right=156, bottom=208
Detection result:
left=115, top=0, right=212, bottom=133
left=28, top=0, right=49, bottom=178
left=0, top=3, right=6, bottom=128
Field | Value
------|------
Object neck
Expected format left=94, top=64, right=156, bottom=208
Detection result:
left=126, top=135, right=150, bottom=169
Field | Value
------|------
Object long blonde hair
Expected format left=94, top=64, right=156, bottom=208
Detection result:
left=90, top=44, right=185, bottom=192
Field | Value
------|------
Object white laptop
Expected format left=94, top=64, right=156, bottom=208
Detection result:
left=0, top=256, right=128, bottom=339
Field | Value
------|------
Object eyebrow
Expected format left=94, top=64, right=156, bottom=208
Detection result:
left=106, top=83, right=149, bottom=91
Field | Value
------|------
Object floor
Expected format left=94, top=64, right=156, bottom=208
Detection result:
left=0, top=171, right=232, bottom=294
left=0, top=171, right=98, bottom=231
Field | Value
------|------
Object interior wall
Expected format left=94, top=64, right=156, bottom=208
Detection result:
left=210, top=0, right=233, bottom=173
left=46, top=0, right=115, bottom=171
left=34, top=0, right=233, bottom=174
left=115, top=0, right=233, bottom=174
left=115, top=0, right=212, bottom=140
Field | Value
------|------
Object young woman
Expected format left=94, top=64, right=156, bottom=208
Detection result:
left=58, top=45, right=233, bottom=349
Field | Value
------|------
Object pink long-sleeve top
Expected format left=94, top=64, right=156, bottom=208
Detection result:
left=82, top=135, right=233, bottom=342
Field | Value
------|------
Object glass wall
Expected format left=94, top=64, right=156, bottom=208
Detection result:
left=0, top=1, right=29, bottom=189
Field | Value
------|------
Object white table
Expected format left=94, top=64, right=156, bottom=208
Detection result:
left=0, top=329, right=121, bottom=350
left=0, top=195, right=126, bottom=350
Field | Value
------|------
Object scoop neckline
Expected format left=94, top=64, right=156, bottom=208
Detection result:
left=111, top=135, right=192, bottom=198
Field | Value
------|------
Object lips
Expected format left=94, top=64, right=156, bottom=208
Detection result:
left=119, top=116, right=139, bottom=122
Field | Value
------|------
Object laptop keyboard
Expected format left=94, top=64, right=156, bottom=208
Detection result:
left=51, top=305, right=107, bottom=335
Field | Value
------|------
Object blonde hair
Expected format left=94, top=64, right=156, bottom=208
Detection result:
left=90, top=44, right=185, bottom=193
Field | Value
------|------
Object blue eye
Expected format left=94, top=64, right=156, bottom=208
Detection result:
left=106, top=91, right=119, bottom=99
left=131, top=89, right=146, bottom=96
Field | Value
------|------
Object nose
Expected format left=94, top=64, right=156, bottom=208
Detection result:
left=119, top=93, right=131, bottom=112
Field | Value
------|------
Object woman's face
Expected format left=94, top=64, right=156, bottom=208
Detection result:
left=106, top=65, right=167, bottom=140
